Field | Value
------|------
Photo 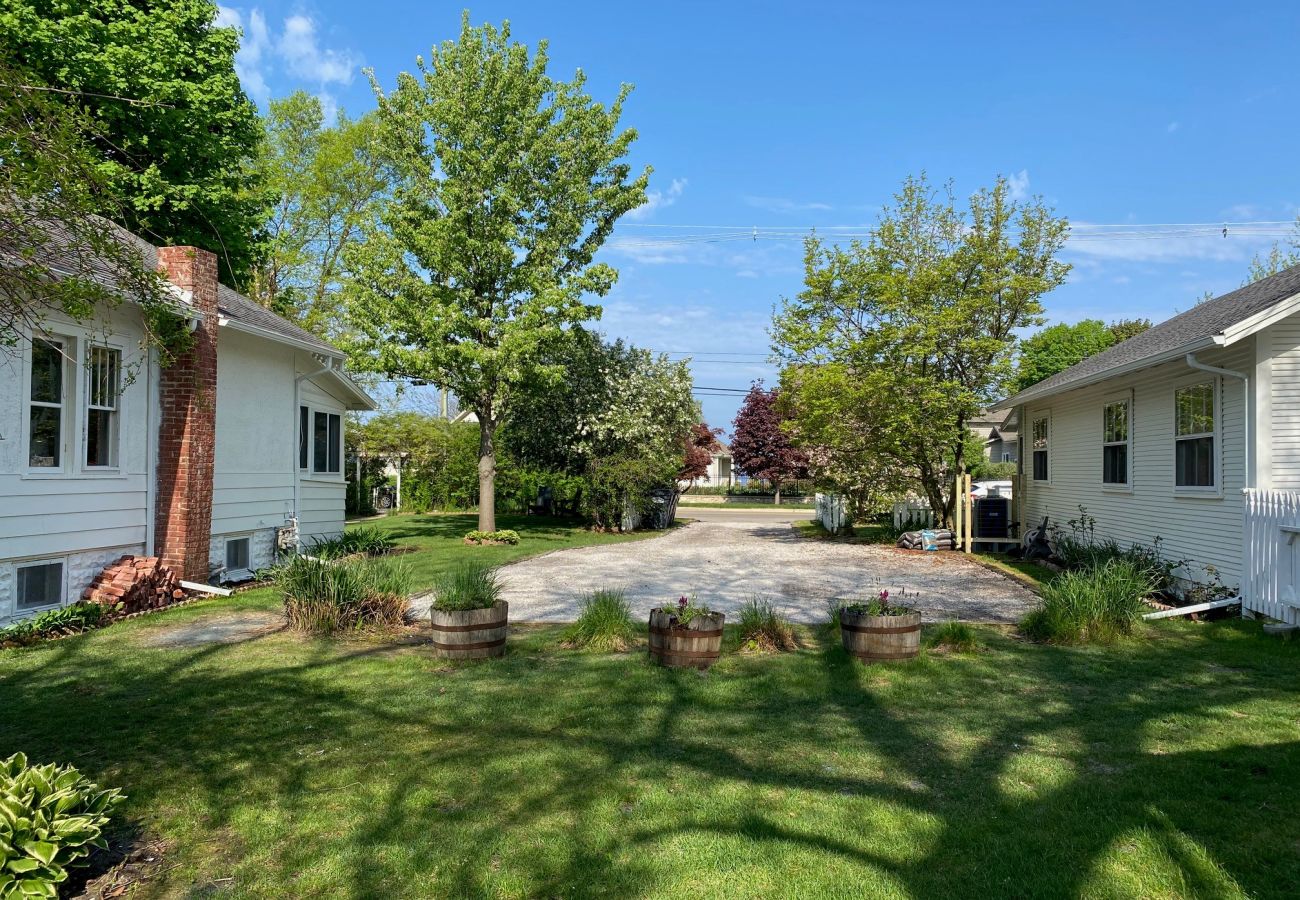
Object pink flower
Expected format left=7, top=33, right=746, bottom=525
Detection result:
left=879, top=589, right=889, bottom=602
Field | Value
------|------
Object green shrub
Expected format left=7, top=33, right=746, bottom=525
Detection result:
left=925, top=621, right=980, bottom=653
left=308, top=526, right=397, bottom=560
left=656, top=595, right=714, bottom=626
left=431, top=562, right=503, bottom=612
left=563, top=589, right=637, bottom=651
left=276, top=556, right=412, bottom=633
left=464, top=530, right=520, bottom=545
left=1021, top=558, right=1153, bottom=644
left=0, top=752, right=124, bottom=897
left=0, top=603, right=107, bottom=647
left=736, top=598, right=796, bottom=652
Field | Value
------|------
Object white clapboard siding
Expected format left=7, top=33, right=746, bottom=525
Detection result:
left=1242, top=489, right=1300, bottom=625
left=1019, top=341, right=1251, bottom=588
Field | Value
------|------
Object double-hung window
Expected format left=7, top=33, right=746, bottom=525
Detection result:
left=1102, top=397, right=1130, bottom=486
left=1175, top=381, right=1216, bottom=488
left=85, top=346, right=121, bottom=468
left=1031, top=415, right=1050, bottom=482
left=29, top=338, right=66, bottom=469
left=313, top=411, right=342, bottom=474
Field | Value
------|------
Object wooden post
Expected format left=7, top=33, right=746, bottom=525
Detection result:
left=953, top=472, right=962, bottom=541
left=963, top=473, right=973, bottom=553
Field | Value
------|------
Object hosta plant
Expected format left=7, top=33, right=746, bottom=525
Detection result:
left=0, top=753, right=124, bottom=898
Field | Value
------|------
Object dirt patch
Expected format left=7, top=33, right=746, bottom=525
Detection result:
left=139, top=611, right=284, bottom=648
left=66, top=832, right=168, bottom=899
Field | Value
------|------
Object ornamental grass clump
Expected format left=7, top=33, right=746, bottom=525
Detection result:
left=277, top=555, right=412, bottom=633
left=308, top=526, right=396, bottom=560
left=563, top=589, right=637, bottom=651
left=431, top=561, right=503, bottom=612
left=925, top=621, right=981, bottom=654
left=1021, top=558, right=1153, bottom=644
left=0, top=752, right=124, bottom=898
left=736, top=597, right=797, bottom=652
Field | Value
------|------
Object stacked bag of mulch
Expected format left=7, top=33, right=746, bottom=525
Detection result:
left=896, top=529, right=957, bottom=551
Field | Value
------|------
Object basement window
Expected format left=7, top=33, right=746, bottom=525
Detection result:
left=313, top=411, right=341, bottom=474
left=16, top=560, right=65, bottom=611
left=225, top=537, right=251, bottom=573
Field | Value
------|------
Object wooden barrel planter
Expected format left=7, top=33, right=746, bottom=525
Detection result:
left=648, top=609, right=725, bottom=669
left=840, top=607, right=921, bottom=662
left=430, top=600, right=508, bottom=659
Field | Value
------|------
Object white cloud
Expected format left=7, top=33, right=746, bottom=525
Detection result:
left=1007, top=169, right=1030, bottom=202
left=278, top=14, right=358, bottom=85
left=742, top=195, right=833, bottom=214
left=627, top=177, right=687, bottom=221
left=215, top=6, right=357, bottom=107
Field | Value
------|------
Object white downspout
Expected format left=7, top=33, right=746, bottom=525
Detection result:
left=294, top=358, right=335, bottom=550
left=1185, top=352, right=1251, bottom=489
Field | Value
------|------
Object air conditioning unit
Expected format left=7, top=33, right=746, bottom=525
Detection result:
left=973, top=497, right=1010, bottom=539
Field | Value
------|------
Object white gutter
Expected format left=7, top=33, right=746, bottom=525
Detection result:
left=1185, top=352, right=1251, bottom=489
left=219, top=315, right=344, bottom=361
left=293, top=358, right=335, bottom=551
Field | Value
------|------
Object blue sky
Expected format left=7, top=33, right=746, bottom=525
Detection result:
left=216, top=1, right=1300, bottom=432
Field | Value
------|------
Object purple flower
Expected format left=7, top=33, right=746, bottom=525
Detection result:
left=678, top=595, right=688, bottom=610
left=879, top=589, right=889, bottom=602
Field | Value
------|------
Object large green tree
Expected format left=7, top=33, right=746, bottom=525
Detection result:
left=250, top=92, right=385, bottom=336
left=774, top=174, right=1070, bottom=525
left=1014, top=318, right=1151, bottom=391
left=345, top=17, right=649, bottom=532
left=0, top=62, right=177, bottom=350
left=1247, top=217, right=1300, bottom=283
left=0, top=0, right=266, bottom=286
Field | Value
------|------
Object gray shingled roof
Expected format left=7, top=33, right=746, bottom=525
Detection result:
left=998, top=263, right=1300, bottom=408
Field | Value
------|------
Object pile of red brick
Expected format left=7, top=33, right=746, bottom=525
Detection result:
left=82, top=555, right=187, bottom=615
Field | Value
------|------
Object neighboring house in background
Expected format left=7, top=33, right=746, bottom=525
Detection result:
left=685, top=444, right=734, bottom=489
left=996, top=264, right=1300, bottom=605
left=0, top=230, right=374, bottom=622
left=970, top=408, right=1019, bottom=463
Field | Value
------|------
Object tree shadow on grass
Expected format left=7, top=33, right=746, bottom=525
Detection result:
left=1, top=620, right=1298, bottom=897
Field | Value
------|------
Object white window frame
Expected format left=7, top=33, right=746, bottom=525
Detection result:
left=13, top=557, right=68, bottom=615
left=84, top=343, right=123, bottom=470
left=1030, top=412, right=1051, bottom=484
left=23, top=334, right=73, bottom=475
left=310, top=409, right=343, bottom=477
left=224, top=535, right=253, bottom=575
left=1101, top=391, right=1133, bottom=492
left=1173, top=376, right=1222, bottom=497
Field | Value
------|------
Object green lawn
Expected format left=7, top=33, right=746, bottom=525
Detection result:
left=353, top=512, right=673, bottom=592
left=3, top=593, right=1299, bottom=897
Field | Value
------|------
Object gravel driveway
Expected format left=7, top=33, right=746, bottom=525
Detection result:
left=413, top=508, right=1038, bottom=624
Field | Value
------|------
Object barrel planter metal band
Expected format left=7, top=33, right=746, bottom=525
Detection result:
left=839, top=608, right=921, bottom=662
left=430, top=600, right=508, bottom=660
left=647, top=610, right=725, bottom=670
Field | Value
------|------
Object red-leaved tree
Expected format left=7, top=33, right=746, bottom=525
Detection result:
left=730, top=382, right=808, bottom=501
left=679, top=422, right=724, bottom=483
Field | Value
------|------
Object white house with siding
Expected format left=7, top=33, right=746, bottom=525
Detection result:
left=996, top=263, right=1300, bottom=618
left=0, top=229, right=374, bottom=623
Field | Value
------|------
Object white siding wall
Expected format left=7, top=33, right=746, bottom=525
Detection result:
left=1267, top=317, right=1300, bottom=488
left=0, top=306, right=152, bottom=619
left=210, top=330, right=296, bottom=576
left=297, top=379, right=348, bottom=548
left=1018, top=340, right=1252, bottom=590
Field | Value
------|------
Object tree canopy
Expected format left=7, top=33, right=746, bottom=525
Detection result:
left=250, top=92, right=385, bottom=336
left=680, top=424, right=724, bottom=483
left=774, top=174, right=1070, bottom=524
left=0, top=0, right=267, bottom=287
left=345, top=16, right=649, bottom=531
left=1014, top=318, right=1151, bottom=391
left=730, top=382, right=807, bottom=500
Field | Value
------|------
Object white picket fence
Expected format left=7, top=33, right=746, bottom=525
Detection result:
left=892, top=500, right=934, bottom=530
left=1242, top=489, right=1300, bottom=625
left=815, top=492, right=847, bottom=534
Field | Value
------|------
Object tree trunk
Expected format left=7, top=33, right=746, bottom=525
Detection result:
left=477, top=415, right=496, bottom=533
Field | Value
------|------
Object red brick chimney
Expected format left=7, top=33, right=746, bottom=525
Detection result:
left=154, top=246, right=219, bottom=582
